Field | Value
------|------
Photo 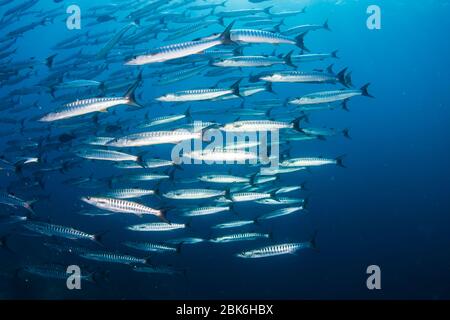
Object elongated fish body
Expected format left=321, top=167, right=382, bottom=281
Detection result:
left=165, top=237, right=205, bottom=245
left=214, top=56, right=284, bottom=67
left=23, top=264, right=94, bottom=282
left=198, top=174, right=250, bottom=184
left=290, top=85, right=372, bottom=105
left=81, top=252, right=148, bottom=265
left=127, top=38, right=223, bottom=65
left=107, top=130, right=201, bottom=147
left=123, top=241, right=177, bottom=253
left=257, top=206, right=304, bottom=221
left=280, top=157, right=343, bottom=168
left=157, top=64, right=209, bottom=85
left=156, top=87, right=234, bottom=102
left=125, top=173, right=170, bottom=182
left=81, top=196, right=164, bottom=220
left=126, top=22, right=235, bottom=65
left=282, top=23, right=329, bottom=36
left=229, top=192, right=272, bottom=202
left=105, top=188, right=155, bottom=199
left=23, top=222, right=96, bottom=241
left=133, top=265, right=182, bottom=275
left=230, top=29, right=296, bottom=45
left=184, top=149, right=258, bottom=162
left=83, top=136, right=114, bottom=146
left=217, top=8, right=268, bottom=17
left=140, top=114, right=187, bottom=128
left=237, top=241, right=315, bottom=258
left=291, top=52, right=338, bottom=63
left=40, top=97, right=132, bottom=122
left=0, top=192, right=34, bottom=213
left=163, top=188, right=225, bottom=200
left=127, top=222, right=186, bottom=232
left=224, top=140, right=261, bottom=150
left=210, top=232, right=270, bottom=243
left=212, top=219, right=255, bottom=229
left=54, top=80, right=102, bottom=90
left=256, top=197, right=306, bottom=205
left=181, top=206, right=230, bottom=217
left=221, top=120, right=292, bottom=132
left=75, top=148, right=138, bottom=162
left=260, top=71, right=340, bottom=84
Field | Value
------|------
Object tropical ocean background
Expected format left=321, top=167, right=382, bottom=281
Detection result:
left=0, top=0, right=449, bottom=299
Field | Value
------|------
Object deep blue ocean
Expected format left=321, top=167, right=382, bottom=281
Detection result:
left=0, top=0, right=449, bottom=300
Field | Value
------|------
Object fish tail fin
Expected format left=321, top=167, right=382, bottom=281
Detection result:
left=323, top=19, right=331, bottom=31
left=360, top=83, right=374, bottom=98
left=0, top=234, right=13, bottom=254
left=341, top=99, right=350, bottom=111
left=337, top=67, right=349, bottom=87
left=220, top=20, right=236, bottom=45
left=125, top=71, right=143, bottom=107
left=144, top=257, right=152, bottom=265
left=342, top=128, right=351, bottom=139
left=331, top=50, right=339, bottom=59
left=284, top=49, right=295, bottom=67
left=45, top=54, right=57, bottom=68
left=99, top=81, right=107, bottom=95
left=295, top=32, right=309, bottom=52
left=300, top=181, right=308, bottom=191
left=265, top=82, right=275, bottom=94
left=309, top=231, right=318, bottom=250
left=326, top=63, right=334, bottom=74
left=24, top=199, right=38, bottom=216
left=344, top=71, right=353, bottom=87
left=291, top=116, right=306, bottom=133
left=136, top=152, right=147, bottom=168
left=230, top=78, right=242, bottom=97
left=264, top=6, right=273, bottom=15
left=93, top=231, right=108, bottom=246
left=218, top=16, right=225, bottom=27
left=176, top=242, right=183, bottom=254
left=335, top=154, right=347, bottom=168
left=184, top=106, right=192, bottom=121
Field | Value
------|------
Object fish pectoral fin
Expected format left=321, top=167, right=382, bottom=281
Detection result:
left=98, top=109, right=108, bottom=113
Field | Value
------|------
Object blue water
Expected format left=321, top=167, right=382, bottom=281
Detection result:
left=0, top=0, right=449, bottom=299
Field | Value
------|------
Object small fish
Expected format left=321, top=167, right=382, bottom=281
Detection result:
left=123, top=241, right=178, bottom=253
left=81, top=251, right=149, bottom=265
left=163, top=188, right=225, bottom=200
left=127, top=222, right=186, bottom=232
left=81, top=196, right=168, bottom=222
left=22, top=221, right=102, bottom=242
left=289, top=84, right=373, bottom=105
left=237, top=237, right=316, bottom=258
left=280, top=155, right=346, bottom=168
left=210, top=232, right=270, bottom=243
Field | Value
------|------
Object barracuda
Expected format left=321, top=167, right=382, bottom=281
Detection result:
left=81, top=251, right=149, bottom=265
left=289, top=84, right=373, bottom=105
left=210, top=232, right=270, bottom=243
left=280, top=156, right=346, bottom=168
left=23, top=221, right=101, bottom=242
left=184, top=149, right=258, bottom=162
left=212, top=219, right=255, bottom=229
left=229, top=29, right=308, bottom=51
left=260, top=68, right=349, bottom=86
left=81, top=196, right=168, bottom=222
left=257, top=206, right=304, bottom=221
left=107, top=130, right=202, bottom=147
left=156, top=79, right=241, bottom=102
left=213, top=55, right=291, bottom=68
left=74, top=148, right=141, bottom=163
left=198, top=174, right=250, bottom=184
left=39, top=73, right=142, bottom=122
left=127, top=222, right=186, bottom=232
left=221, top=118, right=303, bottom=132
left=237, top=238, right=316, bottom=258
left=123, top=241, right=178, bottom=253
left=181, top=206, right=231, bottom=217
left=163, top=188, right=225, bottom=200
left=125, top=22, right=235, bottom=65
left=104, top=188, right=155, bottom=199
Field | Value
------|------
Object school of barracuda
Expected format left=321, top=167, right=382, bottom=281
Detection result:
left=0, top=0, right=372, bottom=284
